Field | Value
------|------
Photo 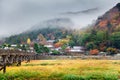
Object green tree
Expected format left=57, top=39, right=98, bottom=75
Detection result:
left=61, top=44, right=67, bottom=51
left=21, top=44, right=27, bottom=51
left=69, top=40, right=75, bottom=47
left=16, top=44, right=21, bottom=49
left=86, top=42, right=97, bottom=50
left=110, top=32, right=120, bottom=48
left=2, top=43, right=7, bottom=48
left=8, top=44, right=11, bottom=47
left=34, top=43, right=40, bottom=53
left=96, top=31, right=105, bottom=42
left=80, top=33, right=91, bottom=46
left=43, top=47, right=50, bottom=53
left=34, top=43, right=50, bottom=54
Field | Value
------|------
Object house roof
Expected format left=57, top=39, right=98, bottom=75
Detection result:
left=69, top=49, right=84, bottom=53
left=73, top=46, right=85, bottom=49
left=47, top=40, right=55, bottom=43
left=44, top=45, right=54, bottom=48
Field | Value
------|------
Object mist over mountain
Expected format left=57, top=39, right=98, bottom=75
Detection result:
left=5, top=18, right=74, bottom=44
left=1, top=0, right=119, bottom=38
left=29, top=18, right=74, bottom=31
left=4, top=2, right=120, bottom=44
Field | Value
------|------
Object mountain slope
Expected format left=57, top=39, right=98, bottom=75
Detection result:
left=94, top=3, right=120, bottom=32
left=81, top=3, right=120, bottom=50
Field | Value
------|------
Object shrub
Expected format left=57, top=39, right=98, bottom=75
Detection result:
left=90, top=49, right=99, bottom=55
left=107, top=47, right=118, bottom=55
left=51, top=50, right=60, bottom=55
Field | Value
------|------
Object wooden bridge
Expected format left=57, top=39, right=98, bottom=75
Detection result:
left=0, top=49, right=36, bottom=73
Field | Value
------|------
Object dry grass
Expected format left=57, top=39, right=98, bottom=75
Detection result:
left=0, top=60, right=120, bottom=80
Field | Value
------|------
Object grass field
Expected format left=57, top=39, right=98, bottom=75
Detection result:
left=0, top=59, right=120, bottom=80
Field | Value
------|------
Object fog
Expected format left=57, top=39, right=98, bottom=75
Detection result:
left=0, top=0, right=120, bottom=38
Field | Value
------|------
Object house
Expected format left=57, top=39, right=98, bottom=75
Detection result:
left=44, top=40, right=55, bottom=50
left=29, top=47, right=34, bottom=52
left=44, top=44, right=54, bottom=50
left=46, top=40, right=55, bottom=45
left=55, top=47, right=62, bottom=51
left=11, top=44, right=17, bottom=47
left=66, top=46, right=85, bottom=56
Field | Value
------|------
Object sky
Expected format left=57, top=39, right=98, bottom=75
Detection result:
left=0, top=0, right=120, bottom=38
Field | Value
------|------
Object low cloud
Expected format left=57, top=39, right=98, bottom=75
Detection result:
left=61, top=8, right=99, bottom=15
left=0, top=0, right=120, bottom=37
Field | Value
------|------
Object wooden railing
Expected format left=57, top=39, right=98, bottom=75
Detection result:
left=0, top=49, right=36, bottom=73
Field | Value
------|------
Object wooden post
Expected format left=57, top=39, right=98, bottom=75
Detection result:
left=2, top=55, right=6, bottom=73
left=26, top=56, right=30, bottom=63
left=17, top=56, right=22, bottom=66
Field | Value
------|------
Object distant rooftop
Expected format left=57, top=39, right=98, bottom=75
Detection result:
left=47, top=40, right=55, bottom=43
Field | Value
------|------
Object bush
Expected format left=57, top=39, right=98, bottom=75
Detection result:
left=107, top=47, right=118, bottom=55
left=51, top=50, right=60, bottom=55
left=90, top=49, right=99, bottom=55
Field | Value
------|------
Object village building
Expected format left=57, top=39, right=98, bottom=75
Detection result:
left=44, top=40, right=55, bottom=50
left=66, top=46, right=85, bottom=56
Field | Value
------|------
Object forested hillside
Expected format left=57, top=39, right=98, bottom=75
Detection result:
left=5, top=27, right=71, bottom=44
left=95, top=3, right=120, bottom=31
left=79, top=3, right=120, bottom=53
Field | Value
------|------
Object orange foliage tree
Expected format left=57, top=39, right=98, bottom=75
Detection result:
left=54, top=42, right=63, bottom=48
left=90, top=49, right=99, bottom=55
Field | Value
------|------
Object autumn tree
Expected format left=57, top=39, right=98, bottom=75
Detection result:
left=37, top=34, right=46, bottom=45
left=27, top=38, right=31, bottom=45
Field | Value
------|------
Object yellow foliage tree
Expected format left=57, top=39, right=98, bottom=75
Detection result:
left=27, top=38, right=31, bottom=45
